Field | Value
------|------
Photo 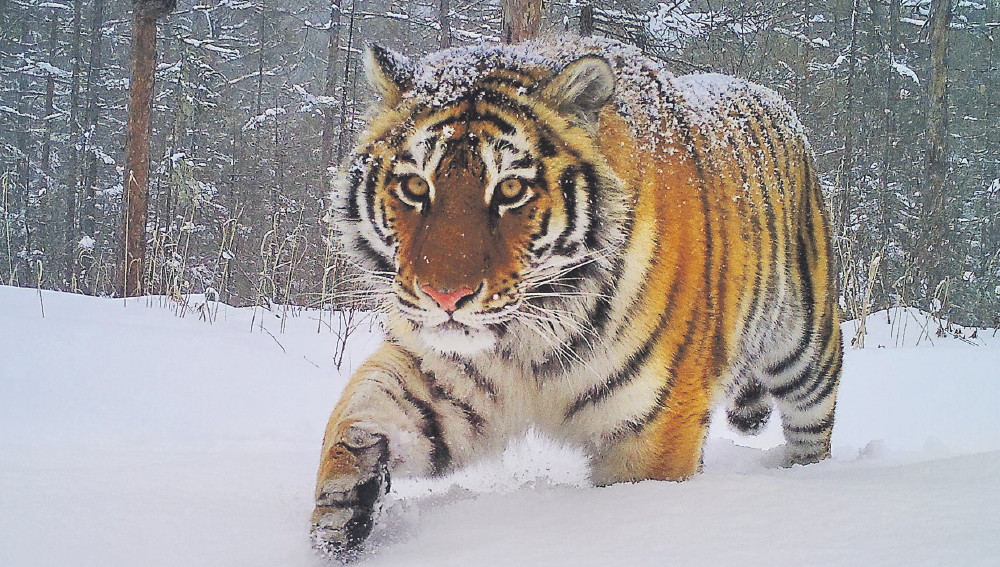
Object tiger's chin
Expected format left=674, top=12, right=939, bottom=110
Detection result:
left=416, top=320, right=498, bottom=355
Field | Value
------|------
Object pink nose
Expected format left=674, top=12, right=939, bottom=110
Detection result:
left=421, top=285, right=474, bottom=313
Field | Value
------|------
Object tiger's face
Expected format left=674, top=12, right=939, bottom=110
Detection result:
left=386, top=116, right=557, bottom=353
left=335, top=47, right=623, bottom=355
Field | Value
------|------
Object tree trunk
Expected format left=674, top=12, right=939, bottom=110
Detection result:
left=122, top=0, right=174, bottom=297
left=65, top=0, right=84, bottom=286
left=38, top=10, right=59, bottom=287
left=320, top=0, right=342, bottom=168
left=877, top=0, right=901, bottom=242
left=40, top=10, right=58, bottom=200
left=795, top=0, right=812, bottom=111
left=336, top=0, right=358, bottom=162
left=920, top=0, right=951, bottom=280
left=580, top=4, right=594, bottom=36
left=501, top=0, right=542, bottom=44
left=82, top=0, right=107, bottom=243
left=15, top=19, right=33, bottom=286
left=837, top=0, right=861, bottom=232
left=439, top=0, right=451, bottom=48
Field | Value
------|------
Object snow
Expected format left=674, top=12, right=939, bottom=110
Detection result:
left=645, top=1, right=713, bottom=47
left=35, top=61, right=71, bottom=78
left=77, top=235, right=96, bottom=250
left=0, top=105, right=38, bottom=120
left=243, top=107, right=288, bottom=132
left=892, top=60, right=921, bottom=85
left=2, top=285, right=999, bottom=566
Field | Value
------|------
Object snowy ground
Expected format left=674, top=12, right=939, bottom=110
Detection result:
left=1, top=284, right=998, bottom=566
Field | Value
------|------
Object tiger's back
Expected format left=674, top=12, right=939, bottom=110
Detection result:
left=311, top=37, right=842, bottom=553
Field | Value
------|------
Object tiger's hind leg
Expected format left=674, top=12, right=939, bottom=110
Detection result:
left=756, top=299, right=842, bottom=466
left=767, top=337, right=842, bottom=465
left=725, top=378, right=773, bottom=435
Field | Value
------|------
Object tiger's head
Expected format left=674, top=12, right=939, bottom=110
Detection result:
left=332, top=43, right=630, bottom=356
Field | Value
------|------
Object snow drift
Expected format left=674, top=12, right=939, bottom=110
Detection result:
left=1, top=285, right=998, bottom=566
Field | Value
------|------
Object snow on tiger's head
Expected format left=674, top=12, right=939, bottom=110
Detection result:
left=330, top=38, right=636, bottom=356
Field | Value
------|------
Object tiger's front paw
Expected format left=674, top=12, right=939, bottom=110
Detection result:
left=310, top=426, right=391, bottom=554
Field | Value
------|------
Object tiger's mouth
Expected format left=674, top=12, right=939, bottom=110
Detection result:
left=417, top=318, right=499, bottom=354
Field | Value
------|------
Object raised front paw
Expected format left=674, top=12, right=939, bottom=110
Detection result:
left=310, top=427, right=391, bottom=554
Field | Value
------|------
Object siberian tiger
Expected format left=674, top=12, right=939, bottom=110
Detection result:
left=312, top=36, right=842, bottom=552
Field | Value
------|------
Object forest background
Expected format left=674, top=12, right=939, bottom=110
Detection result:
left=1, top=0, right=998, bottom=329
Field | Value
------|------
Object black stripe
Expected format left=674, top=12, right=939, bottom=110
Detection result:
left=564, top=259, right=685, bottom=420
left=538, top=134, right=557, bottom=158
left=602, top=388, right=669, bottom=443
left=510, top=155, right=533, bottom=170
left=425, top=372, right=486, bottom=435
left=675, top=112, right=723, bottom=373
left=477, top=89, right=539, bottom=124
left=345, top=162, right=365, bottom=222
left=785, top=413, right=834, bottom=435
left=761, top=117, right=816, bottom=378
left=534, top=157, right=549, bottom=194
left=749, top=101, right=795, bottom=304
left=697, top=137, right=728, bottom=372
left=449, top=355, right=501, bottom=403
left=742, top=101, right=781, bottom=318
left=581, top=163, right=602, bottom=250
left=726, top=128, right=765, bottom=335
left=791, top=347, right=842, bottom=408
left=528, top=209, right=552, bottom=254
left=396, top=295, right=421, bottom=312
left=355, top=238, right=394, bottom=274
left=397, top=384, right=452, bottom=475
left=615, top=224, right=709, bottom=437
left=769, top=360, right=816, bottom=400
left=564, top=338, right=656, bottom=419
left=554, top=166, right=578, bottom=253
left=468, top=111, right=517, bottom=136
left=771, top=327, right=839, bottom=402
left=765, top=235, right=817, bottom=378
left=364, top=160, right=392, bottom=246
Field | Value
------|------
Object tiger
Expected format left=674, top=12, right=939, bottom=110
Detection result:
left=311, top=36, right=842, bottom=553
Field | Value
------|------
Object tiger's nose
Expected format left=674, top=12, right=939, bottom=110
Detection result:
left=420, top=285, right=474, bottom=313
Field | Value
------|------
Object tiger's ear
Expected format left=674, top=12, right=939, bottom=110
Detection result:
left=365, top=45, right=413, bottom=108
left=541, top=56, right=615, bottom=127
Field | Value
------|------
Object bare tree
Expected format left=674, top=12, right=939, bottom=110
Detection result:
left=121, top=0, right=175, bottom=297
left=320, top=0, right=343, bottom=168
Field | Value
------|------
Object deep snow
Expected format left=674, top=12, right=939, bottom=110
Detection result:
left=1, top=285, right=998, bottom=566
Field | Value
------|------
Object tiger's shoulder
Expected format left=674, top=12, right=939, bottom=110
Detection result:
left=671, top=73, right=810, bottom=151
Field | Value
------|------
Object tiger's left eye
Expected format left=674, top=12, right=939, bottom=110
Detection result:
left=497, top=179, right=526, bottom=203
left=403, top=176, right=429, bottom=199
